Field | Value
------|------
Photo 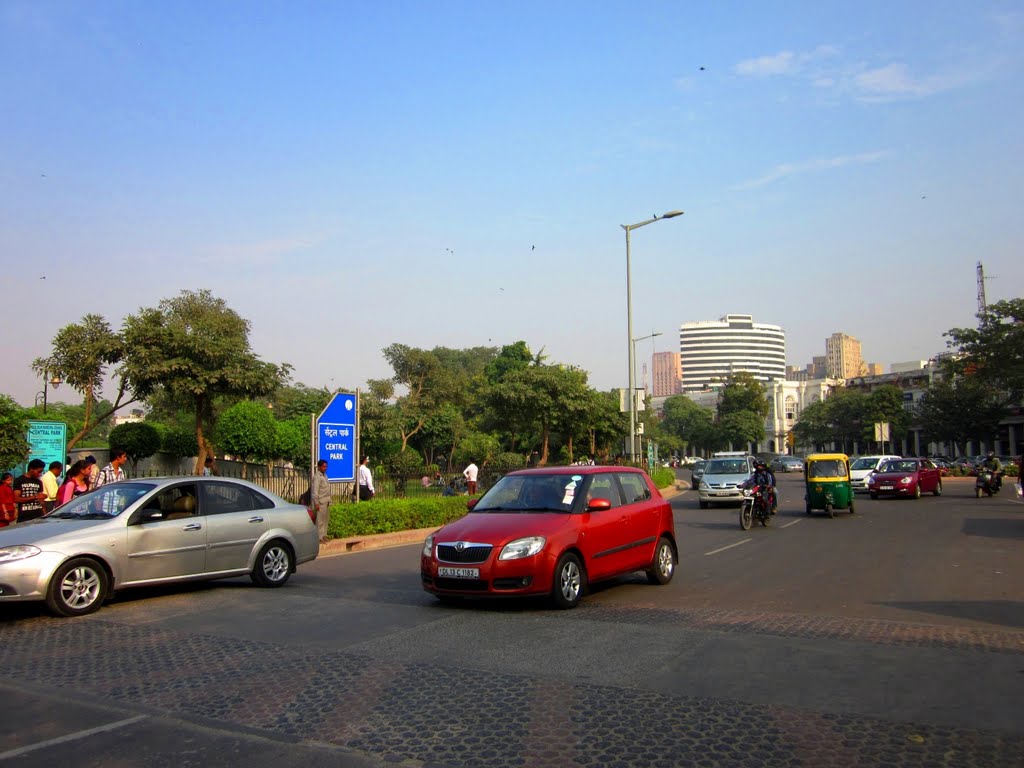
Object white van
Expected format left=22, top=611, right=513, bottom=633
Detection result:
left=849, top=455, right=902, bottom=492
left=698, top=454, right=756, bottom=508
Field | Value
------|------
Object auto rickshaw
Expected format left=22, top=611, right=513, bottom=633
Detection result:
left=804, top=453, right=854, bottom=518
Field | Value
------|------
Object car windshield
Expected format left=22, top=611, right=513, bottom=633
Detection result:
left=850, top=458, right=879, bottom=470
left=472, top=474, right=580, bottom=513
left=809, top=460, right=845, bottom=477
left=704, top=459, right=748, bottom=475
left=46, top=482, right=155, bottom=519
left=880, top=460, right=917, bottom=473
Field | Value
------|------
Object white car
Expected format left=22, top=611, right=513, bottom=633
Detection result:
left=849, top=455, right=902, bottom=493
left=698, top=456, right=755, bottom=508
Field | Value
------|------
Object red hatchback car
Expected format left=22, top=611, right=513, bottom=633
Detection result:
left=868, top=458, right=943, bottom=499
left=421, top=466, right=677, bottom=608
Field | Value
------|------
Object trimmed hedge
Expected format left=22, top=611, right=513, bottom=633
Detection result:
left=327, top=496, right=470, bottom=538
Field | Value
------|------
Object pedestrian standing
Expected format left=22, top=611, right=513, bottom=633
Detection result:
left=41, top=461, right=62, bottom=514
left=85, top=456, right=99, bottom=489
left=356, top=455, right=375, bottom=501
left=312, top=459, right=331, bottom=542
left=463, top=459, right=479, bottom=496
left=13, top=459, right=48, bottom=523
left=0, top=473, right=16, bottom=527
left=55, top=461, right=90, bottom=508
left=94, top=449, right=128, bottom=488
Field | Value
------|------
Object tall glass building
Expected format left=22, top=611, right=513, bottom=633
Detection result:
left=679, top=314, right=786, bottom=392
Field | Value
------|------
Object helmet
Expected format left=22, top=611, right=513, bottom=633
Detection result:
left=755, top=459, right=766, bottom=469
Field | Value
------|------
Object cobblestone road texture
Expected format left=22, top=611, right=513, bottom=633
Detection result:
left=3, top=604, right=1022, bottom=768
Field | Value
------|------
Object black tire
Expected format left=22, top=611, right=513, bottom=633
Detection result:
left=551, top=552, right=584, bottom=609
left=849, top=501, right=856, bottom=514
left=975, top=487, right=982, bottom=498
left=805, top=503, right=812, bottom=515
left=45, top=557, right=108, bottom=617
left=933, top=482, right=942, bottom=497
left=826, top=503, right=834, bottom=519
left=913, top=485, right=921, bottom=500
left=740, top=503, right=753, bottom=530
left=250, top=540, right=294, bottom=588
left=759, top=512, right=769, bottom=527
left=698, top=500, right=709, bottom=509
left=646, top=537, right=675, bottom=585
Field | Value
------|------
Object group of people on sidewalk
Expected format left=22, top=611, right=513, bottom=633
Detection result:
left=0, top=450, right=128, bottom=527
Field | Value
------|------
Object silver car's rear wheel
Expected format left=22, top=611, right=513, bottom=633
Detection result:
left=251, top=541, right=294, bottom=587
left=46, top=558, right=108, bottom=617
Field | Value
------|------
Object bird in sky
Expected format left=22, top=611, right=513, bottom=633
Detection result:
left=921, top=195, right=927, bottom=199
left=531, top=245, right=535, bottom=251
left=39, top=276, right=46, bottom=280
left=699, top=66, right=706, bottom=71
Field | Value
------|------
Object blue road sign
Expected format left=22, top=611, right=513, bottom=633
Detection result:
left=316, top=393, right=356, bottom=482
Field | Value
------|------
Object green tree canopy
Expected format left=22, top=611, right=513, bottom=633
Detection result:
left=718, top=372, right=770, bottom=420
left=918, top=374, right=1007, bottom=455
left=659, top=396, right=716, bottom=453
left=215, top=401, right=279, bottom=477
left=0, top=395, right=31, bottom=471
left=108, top=422, right=161, bottom=474
left=945, top=298, right=1024, bottom=402
left=121, top=290, right=288, bottom=474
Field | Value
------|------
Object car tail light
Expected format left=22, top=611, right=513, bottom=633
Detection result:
left=306, top=507, right=316, bottom=524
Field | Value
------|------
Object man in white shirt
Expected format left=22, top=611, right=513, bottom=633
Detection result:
left=463, top=459, right=479, bottom=495
left=356, top=455, right=374, bottom=501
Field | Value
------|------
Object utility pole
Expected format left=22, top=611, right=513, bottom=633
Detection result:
left=976, top=261, right=987, bottom=323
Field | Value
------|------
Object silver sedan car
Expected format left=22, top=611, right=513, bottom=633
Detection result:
left=0, top=477, right=319, bottom=617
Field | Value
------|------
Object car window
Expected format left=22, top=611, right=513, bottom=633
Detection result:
left=705, top=459, right=748, bottom=474
left=881, top=460, right=917, bottom=473
left=473, top=474, right=575, bottom=512
left=50, top=482, right=154, bottom=519
left=809, top=460, right=844, bottom=477
left=616, top=473, right=651, bottom=504
left=152, top=484, right=199, bottom=520
left=201, top=482, right=273, bottom=515
left=850, top=458, right=878, bottom=470
left=585, top=475, right=620, bottom=508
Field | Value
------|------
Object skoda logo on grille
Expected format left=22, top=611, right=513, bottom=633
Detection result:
left=455, top=541, right=466, bottom=552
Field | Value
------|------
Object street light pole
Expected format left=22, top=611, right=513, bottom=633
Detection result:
left=623, top=211, right=683, bottom=461
left=36, top=367, right=62, bottom=415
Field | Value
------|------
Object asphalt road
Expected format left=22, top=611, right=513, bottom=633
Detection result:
left=1, top=474, right=1022, bottom=767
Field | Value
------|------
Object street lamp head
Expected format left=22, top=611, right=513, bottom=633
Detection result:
left=49, top=373, right=61, bottom=389
left=661, top=210, right=684, bottom=219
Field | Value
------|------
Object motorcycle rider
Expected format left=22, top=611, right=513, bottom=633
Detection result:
left=980, top=451, right=1003, bottom=490
left=751, top=459, right=778, bottom=514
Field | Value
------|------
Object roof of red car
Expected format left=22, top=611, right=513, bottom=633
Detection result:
left=505, top=465, right=647, bottom=476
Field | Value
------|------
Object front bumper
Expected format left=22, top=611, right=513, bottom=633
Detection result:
left=421, top=550, right=556, bottom=597
left=0, top=551, right=65, bottom=602
left=869, top=483, right=916, bottom=497
left=698, top=489, right=744, bottom=504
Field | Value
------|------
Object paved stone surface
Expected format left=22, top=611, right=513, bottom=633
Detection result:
left=1, top=609, right=1021, bottom=768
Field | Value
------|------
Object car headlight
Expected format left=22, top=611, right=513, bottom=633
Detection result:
left=900, top=476, right=913, bottom=484
left=699, top=481, right=710, bottom=491
left=498, top=536, right=546, bottom=560
left=742, top=488, right=752, bottom=497
left=422, top=534, right=434, bottom=557
left=0, top=545, right=42, bottom=564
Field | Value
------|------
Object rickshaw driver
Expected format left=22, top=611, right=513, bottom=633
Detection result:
left=752, top=459, right=778, bottom=514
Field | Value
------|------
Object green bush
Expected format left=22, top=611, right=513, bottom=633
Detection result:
left=327, top=496, right=470, bottom=538
left=650, top=468, right=676, bottom=489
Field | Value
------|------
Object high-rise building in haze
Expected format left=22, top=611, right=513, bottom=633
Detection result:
left=825, top=332, right=865, bottom=379
left=679, top=314, right=786, bottom=392
left=652, top=351, right=682, bottom=397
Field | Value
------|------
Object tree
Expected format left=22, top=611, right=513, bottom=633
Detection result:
left=865, top=385, right=911, bottom=448
left=271, top=383, right=332, bottom=422
left=792, top=399, right=833, bottom=451
left=659, top=396, right=716, bottom=454
left=121, top=290, right=288, bottom=474
left=918, top=374, right=1007, bottom=456
left=945, top=298, right=1024, bottom=402
left=0, top=395, right=30, bottom=471
left=275, top=416, right=311, bottom=471
left=719, top=410, right=765, bottom=451
left=215, top=401, right=278, bottom=478
left=108, top=422, right=161, bottom=474
left=31, top=314, right=137, bottom=450
left=718, top=372, right=770, bottom=420
left=160, top=426, right=199, bottom=463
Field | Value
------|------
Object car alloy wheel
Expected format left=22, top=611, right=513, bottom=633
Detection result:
left=552, top=552, right=584, bottom=609
left=46, top=558, right=108, bottom=617
left=251, top=540, right=294, bottom=588
left=646, top=537, right=675, bottom=585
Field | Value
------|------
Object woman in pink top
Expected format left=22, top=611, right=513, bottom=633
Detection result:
left=55, top=461, right=90, bottom=508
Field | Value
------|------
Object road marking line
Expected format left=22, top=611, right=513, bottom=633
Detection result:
left=704, top=539, right=752, bottom=556
left=781, top=518, right=803, bottom=529
left=0, top=715, right=148, bottom=760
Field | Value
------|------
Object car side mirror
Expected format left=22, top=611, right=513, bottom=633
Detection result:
left=466, top=498, right=479, bottom=511
left=586, top=498, right=612, bottom=511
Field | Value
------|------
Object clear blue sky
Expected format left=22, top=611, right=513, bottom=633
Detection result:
left=2, top=1, right=1022, bottom=405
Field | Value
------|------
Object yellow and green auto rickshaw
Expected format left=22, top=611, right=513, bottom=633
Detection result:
left=804, top=453, right=854, bottom=518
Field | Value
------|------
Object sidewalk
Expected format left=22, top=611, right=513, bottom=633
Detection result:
left=319, top=480, right=689, bottom=557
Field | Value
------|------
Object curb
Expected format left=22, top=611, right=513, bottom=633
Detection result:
left=318, top=482, right=689, bottom=557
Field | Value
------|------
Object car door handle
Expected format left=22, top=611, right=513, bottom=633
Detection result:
left=183, top=523, right=202, bottom=531
left=248, top=516, right=264, bottom=523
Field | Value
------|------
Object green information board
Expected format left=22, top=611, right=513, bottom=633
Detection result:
left=22, top=421, right=68, bottom=476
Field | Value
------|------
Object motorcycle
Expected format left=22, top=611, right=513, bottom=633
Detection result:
left=975, top=469, right=1001, bottom=498
left=740, top=479, right=773, bottom=530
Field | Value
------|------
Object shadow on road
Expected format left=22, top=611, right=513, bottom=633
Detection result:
left=961, top=517, right=1024, bottom=540
left=877, top=599, right=1024, bottom=629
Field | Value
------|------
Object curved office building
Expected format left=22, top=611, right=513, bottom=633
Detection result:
left=679, top=314, right=786, bottom=392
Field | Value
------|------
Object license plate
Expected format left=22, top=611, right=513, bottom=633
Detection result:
left=880, top=485, right=893, bottom=491
left=438, top=567, right=479, bottom=579
left=713, top=492, right=732, bottom=496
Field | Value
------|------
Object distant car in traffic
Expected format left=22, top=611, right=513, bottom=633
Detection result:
left=849, top=455, right=902, bottom=493
left=867, top=458, right=943, bottom=499
left=420, top=466, right=677, bottom=608
left=770, top=456, right=804, bottom=473
left=0, top=477, right=319, bottom=617
left=698, top=455, right=755, bottom=508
